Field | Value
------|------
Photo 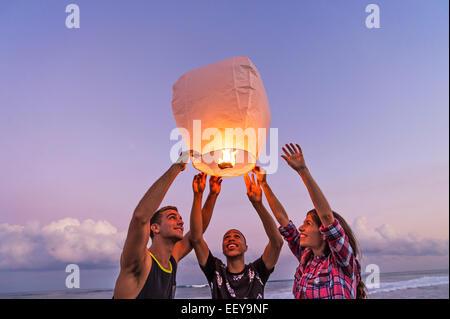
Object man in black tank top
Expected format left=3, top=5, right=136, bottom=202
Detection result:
left=113, top=153, right=222, bottom=299
left=136, top=253, right=178, bottom=299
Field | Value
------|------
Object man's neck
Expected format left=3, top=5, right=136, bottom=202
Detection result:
left=226, top=255, right=245, bottom=274
left=149, top=238, right=175, bottom=269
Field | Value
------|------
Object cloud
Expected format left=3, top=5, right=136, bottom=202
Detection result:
left=0, top=218, right=126, bottom=270
left=352, top=217, right=449, bottom=256
left=0, top=216, right=448, bottom=272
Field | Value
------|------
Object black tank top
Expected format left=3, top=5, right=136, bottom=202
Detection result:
left=136, top=252, right=177, bottom=299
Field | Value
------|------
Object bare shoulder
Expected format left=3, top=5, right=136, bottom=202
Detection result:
left=113, top=252, right=152, bottom=299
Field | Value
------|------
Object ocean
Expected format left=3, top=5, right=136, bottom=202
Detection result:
left=0, top=269, right=448, bottom=299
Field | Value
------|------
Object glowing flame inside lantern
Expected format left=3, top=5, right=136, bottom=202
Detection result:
left=217, top=149, right=238, bottom=169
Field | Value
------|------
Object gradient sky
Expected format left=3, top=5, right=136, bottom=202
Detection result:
left=0, top=0, right=448, bottom=292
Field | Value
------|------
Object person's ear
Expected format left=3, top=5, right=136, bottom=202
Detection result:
left=151, top=224, right=160, bottom=236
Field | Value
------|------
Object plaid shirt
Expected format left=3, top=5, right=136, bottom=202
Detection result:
left=279, top=219, right=361, bottom=299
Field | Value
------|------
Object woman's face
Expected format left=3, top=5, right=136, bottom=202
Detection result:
left=298, top=214, right=325, bottom=249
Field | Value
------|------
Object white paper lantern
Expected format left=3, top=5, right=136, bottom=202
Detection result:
left=172, top=56, right=271, bottom=177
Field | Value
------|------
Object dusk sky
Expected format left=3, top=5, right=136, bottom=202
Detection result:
left=0, top=0, right=448, bottom=292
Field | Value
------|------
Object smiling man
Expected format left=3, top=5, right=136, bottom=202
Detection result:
left=113, top=153, right=222, bottom=299
left=189, top=172, right=283, bottom=299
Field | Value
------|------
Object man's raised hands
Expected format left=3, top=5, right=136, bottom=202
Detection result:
left=192, top=172, right=207, bottom=194
left=244, top=173, right=262, bottom=204
left=209, top=176, right=223, bottom=195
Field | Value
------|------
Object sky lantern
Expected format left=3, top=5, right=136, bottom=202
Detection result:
left=172, top=56, right=271, bottom=177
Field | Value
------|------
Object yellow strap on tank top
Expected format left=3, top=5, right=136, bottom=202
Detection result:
left=148, top=251, right=172, bottom=274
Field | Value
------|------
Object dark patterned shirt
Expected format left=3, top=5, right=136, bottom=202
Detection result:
left=200, top=250, right=273, bottom=299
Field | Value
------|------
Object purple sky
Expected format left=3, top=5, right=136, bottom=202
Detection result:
left=0, top=0, right=448, bottom=292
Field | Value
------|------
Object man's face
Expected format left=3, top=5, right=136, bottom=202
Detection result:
left=222, top=229, right=247, bottom=258
left=152, top=209, right=184, bottom=241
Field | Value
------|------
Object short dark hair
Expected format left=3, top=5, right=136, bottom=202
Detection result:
left=223, top=229, right=247, bottom=245
left=149, top=206, right=178, bottom=239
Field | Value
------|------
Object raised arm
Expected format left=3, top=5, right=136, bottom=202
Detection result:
left=281, top=143, right=334, bottom=227
left=253, top=166, right=290, bottom=227
left=172, top=175, right=222, bottom=262
left=201, top=176, right=222, bottom=230
left=244, top=173, right=283, bottom=270
left=189, top=173, right=211, bottom=267
left=121, top=152, right=189, bottom=270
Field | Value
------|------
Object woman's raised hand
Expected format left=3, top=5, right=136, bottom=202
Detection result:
left=281, top=143, right=307, bottom=172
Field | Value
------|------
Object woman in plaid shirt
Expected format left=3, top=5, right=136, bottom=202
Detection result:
left=253, top=143, right=366, bottom=299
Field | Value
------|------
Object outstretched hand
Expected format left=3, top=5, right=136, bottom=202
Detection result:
left=281, top=143, right=307, bottom=171
left=244, top=173, right=262, bottom=203
left=252, top=166, right=267, bottom=184
left=175, top=150, right=191, bottom=171
left=209, top=176, right=223, bottom=195
left=193, top=173, right=207, bottom=194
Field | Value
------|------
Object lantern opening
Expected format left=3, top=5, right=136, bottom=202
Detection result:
left=218, top=149, right=238, bottom=169
left=192, top=148, right=256, bottom=177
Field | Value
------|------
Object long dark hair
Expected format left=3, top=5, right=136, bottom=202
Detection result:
left=307, top=209, right=367, bottom=299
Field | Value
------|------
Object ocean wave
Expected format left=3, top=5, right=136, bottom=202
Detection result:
left=369, top=275, right=449, bottom=294
left=263, top=275, right=449, bottom=298
left=178, top=284, right=209, bottom=289
left=264, top=291, right=294, bottom=299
